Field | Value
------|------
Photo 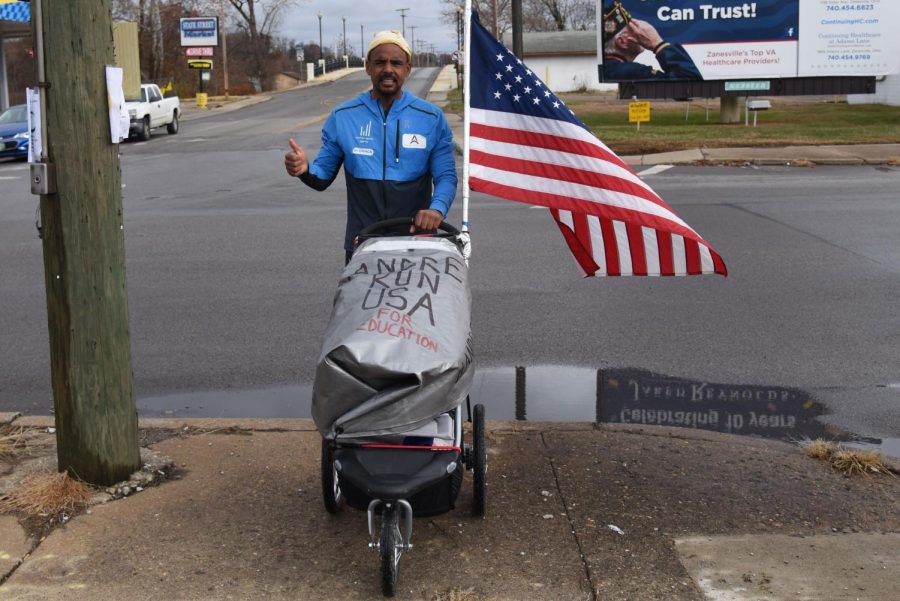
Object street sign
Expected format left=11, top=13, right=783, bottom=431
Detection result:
left=628, top=101, right=650, bottom=123
left=725, top=81, right=771, bottom=92
left=187, top=59, right=213, bottom=70
left=185, top=46, right=214, bottom=57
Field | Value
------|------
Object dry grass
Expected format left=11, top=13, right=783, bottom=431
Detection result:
left=830, top=448, right=893, bottom=477
left=802, top=438, right=835, bottom=461
left=432, top=590, right=479, bottom=601
left=0, top=471, right=94, bottom=518
left=0, top=426, right=53, bottom=461
left=801, top=439, right=894, bottom=477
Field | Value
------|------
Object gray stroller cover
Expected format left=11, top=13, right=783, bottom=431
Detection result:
left=312, top=236, right=473, bottom=439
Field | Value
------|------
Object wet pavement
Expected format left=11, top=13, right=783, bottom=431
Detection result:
left=135, top=364, right=899, bottom=460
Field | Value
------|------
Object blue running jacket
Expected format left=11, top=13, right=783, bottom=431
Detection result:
left=299, top=90, right=457, bottom=250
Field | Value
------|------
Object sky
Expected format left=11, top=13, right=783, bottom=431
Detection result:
left=277, top=0, right=460, bottom=56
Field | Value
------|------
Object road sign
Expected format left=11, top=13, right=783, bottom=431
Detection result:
left=185, top=46, right=214, bottom=57
left=187, top=59, right=213, bottom=70
left=628, top=101, right=650, bottom=123
left=725, top=81, right=771, bottom=92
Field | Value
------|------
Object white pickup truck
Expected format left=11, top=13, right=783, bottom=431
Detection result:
left=126, top=83, right=180, bottom=141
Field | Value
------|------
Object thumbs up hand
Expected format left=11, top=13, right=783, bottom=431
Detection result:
left=284, top=138, right=309, bottom=177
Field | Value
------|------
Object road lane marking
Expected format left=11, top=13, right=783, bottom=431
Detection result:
left=636, top=164, right=674, bottom=177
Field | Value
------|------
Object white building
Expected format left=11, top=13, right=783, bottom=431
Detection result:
left=502, top=30, right=614, bottom=93
left=848, top=74, right=900, bottom=107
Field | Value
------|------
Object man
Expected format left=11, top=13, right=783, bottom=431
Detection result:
left=284, top=30, right=457, bottom=263
left=603, top=17, right=702, bottom=81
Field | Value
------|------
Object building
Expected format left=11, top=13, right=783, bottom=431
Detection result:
left=848, top=74, right=900, bottom=107
left=502, top=30, right=614, bottom=93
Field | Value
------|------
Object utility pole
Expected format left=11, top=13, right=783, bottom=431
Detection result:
left=512, top=0, right=523, bottom=58
left=395, top=7, right=409, bottom=38
left=407, top=25, right=417, bottom=67
left=219, top=1, right=229, bottom=97
left=360, top=24, right=364, bottom=59
left=33, top=0, right=140, bottom=485
left=317, top=11, right=323, bottom=63
left=491, top=0, right=498, bottom=37
left=342, top=16, right=346, bottom=59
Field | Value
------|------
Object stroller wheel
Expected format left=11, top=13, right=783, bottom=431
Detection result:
left=379, top=504, right=402, bottom=597
left=321, top=438, right=343, bottom=514
left=472, top=404, right=487, bottom=516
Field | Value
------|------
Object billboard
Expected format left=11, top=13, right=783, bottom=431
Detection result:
left=598, top=0, right=900, bottom=82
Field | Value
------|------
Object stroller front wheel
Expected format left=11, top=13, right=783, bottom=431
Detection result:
left=379, top=504, right=402, bottom=597
left=321, top=438, right=343, bottom=514
left=473, top=404, right=487, bottom=516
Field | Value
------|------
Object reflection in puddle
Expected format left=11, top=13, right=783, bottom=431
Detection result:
left=137, top=366, right=892, bottom=456
left=470, top=366, right=887, bottom=451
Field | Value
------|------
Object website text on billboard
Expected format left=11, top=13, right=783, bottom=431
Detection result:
left=598, top=0, right=899, bottom=83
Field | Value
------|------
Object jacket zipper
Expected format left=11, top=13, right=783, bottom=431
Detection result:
left=395, top=122, right=400, bottom=164
left=381, top=118, right=387, bottom=180
left=380, top=105, right=387, bottom=218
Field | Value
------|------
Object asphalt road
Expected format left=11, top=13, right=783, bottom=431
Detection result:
left=2, top=68, right=899, bottom=456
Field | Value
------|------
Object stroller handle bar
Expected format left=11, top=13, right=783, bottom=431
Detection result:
left=358, top=217, right=461, bottom=238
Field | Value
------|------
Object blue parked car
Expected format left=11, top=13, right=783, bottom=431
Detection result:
left=0, top=104, right=29, bottom=160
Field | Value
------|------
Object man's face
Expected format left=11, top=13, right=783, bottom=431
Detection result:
left=366, top=44, right=411, bottom=98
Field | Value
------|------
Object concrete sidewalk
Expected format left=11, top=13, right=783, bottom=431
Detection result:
left=1, top=413, right=898, bottom=600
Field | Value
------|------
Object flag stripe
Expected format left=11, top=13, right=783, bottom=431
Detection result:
left=600, top=217, right=620, bottom=276
left=469, top=168, right=702, bottom=242
left=587, top=216, right=607, bottom=276
left=672, top=235, right=687, bottom=275
left=626, top=223, right=648, bottom=276
left=643, top=227, right=661, bottom=276
left=471, top=121, right=633, bottom=177
left=470, top=148, right=672, bottom=220
left=469, top=134, right=655, bottom=199
left=657, top=230, right=675, bottom=276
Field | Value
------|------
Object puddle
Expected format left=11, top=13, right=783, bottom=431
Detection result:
left=137, top=366, right=896, bottom=457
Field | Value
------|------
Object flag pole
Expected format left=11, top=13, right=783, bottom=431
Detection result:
left=461, top=0, right=472, bottom=234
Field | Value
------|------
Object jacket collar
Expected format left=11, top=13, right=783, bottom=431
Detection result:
left=360, top=89, right=413, bottom=118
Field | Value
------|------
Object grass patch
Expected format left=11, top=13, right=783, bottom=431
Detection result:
left=0, top=472, right=94, bottom=519
left=801, top=439, right=895, bottom=477
left=444, top=90, right=900, bottom=155
left=570, top=100, right=900, bottom=154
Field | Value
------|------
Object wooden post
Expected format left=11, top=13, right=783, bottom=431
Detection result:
left=37, top=0, right=140, bottom=485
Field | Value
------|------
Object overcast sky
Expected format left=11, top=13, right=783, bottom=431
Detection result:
left=277, top=0, right=459, bottom=56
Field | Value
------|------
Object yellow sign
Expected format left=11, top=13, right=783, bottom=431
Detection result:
left=187, top=59, right=213, bottom=70
left=629, top=101, right=650, bottom=123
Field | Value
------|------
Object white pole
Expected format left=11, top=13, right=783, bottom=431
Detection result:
left=461, top=0, right=472, bottom=234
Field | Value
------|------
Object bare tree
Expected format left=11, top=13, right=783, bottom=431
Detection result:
left=225, top=0, right=299, bottom=88
left=441, top=0, right=512, bottom=38
left=441, top=0, right=594, bottom=36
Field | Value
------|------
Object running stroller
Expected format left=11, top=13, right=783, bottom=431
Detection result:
left=312, top=218, right=487, bottom=597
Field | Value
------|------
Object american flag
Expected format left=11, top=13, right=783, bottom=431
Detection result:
left=467, top=12, right=727, bottom=277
